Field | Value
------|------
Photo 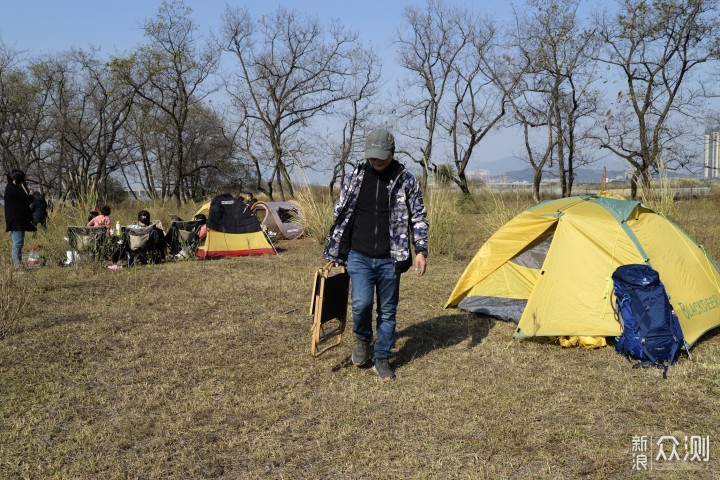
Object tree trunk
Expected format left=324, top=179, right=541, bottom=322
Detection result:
left=532, top=168, right=543, bottom=203
left=456, top=170, right=470, bottom=195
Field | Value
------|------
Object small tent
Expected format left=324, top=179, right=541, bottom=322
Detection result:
left=445, top=195, right=720, bottom=348
left=251, top=201, right=305, bottom=240
left=195, top=195, right=277, bottom=258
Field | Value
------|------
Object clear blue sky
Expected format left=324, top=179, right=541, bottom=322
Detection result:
left=0, top=0, right=414, bottom=53
left=0, top=0, right=517, bottom=91
left=0, top=1, right=514, bottom=56
left=1, top=1, right=626, bottom=178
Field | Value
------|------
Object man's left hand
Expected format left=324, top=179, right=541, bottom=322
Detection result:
left=414, top=253, right=427, bottom=277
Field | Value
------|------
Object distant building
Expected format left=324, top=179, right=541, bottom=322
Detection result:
left=465, top=169, right=490, bottom=182
left=704, top=128, right=720, bottom=179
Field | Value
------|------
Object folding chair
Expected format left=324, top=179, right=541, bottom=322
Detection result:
left=166, top=220, right=204, bottom=257
left=67, top=226, right=107, bottom=262
left=124, top=222, right=165, bottom=266
left=310, top=262, right=350, bottom=357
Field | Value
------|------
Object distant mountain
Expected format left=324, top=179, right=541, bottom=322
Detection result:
left=477, top=155, right=630, bottom=178
left=479, top=156, right=527, bottom=176
left=498, top=167, right=625, bottom=183
left=497, top=166, right=691, bottom=183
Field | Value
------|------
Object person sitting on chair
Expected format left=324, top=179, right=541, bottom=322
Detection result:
left=124, top=210, right=165, bottom=266
left=128, top=210, right=152, bottom=228
left=109, top=209, right=152, bottom=264
left=241, top=192, right=258, bottom=209
left=65, top=208, right=109, bottom=266
left=172, top=213, right=207, bottom=259
left=195, top=213, right=207, bottom=241
left=87, top=205, right=111, bottom=228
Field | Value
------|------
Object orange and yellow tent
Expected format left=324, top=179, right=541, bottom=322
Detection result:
left=194, top=196, right=276, bottom=258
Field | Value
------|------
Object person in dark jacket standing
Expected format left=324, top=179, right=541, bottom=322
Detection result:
left=323, top=129, right=429, bottom=382
left=241, top=192, right=258, bottom=208
left=4, top=169, right=36, bottom=270
left=31, top=191, right=49, bottom=230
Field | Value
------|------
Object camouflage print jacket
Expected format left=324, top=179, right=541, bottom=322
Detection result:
left=322, top=161, right=429, bottom=273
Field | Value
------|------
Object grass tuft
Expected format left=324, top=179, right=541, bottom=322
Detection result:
left=425, top=187, right=465, bottom=259
left=294, top=185, right=334, bottom=244
left=641, top=159, right=677, bottom=219
left=0, top=264, right=28, bottom=339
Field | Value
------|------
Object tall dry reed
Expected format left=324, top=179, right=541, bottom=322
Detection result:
left=293, top=185, right=335, bottom=244
left=294, top=183, right=468, bottom=259
left=0, top=265, right=28, bottom=339
left=425, top=187, right=464, bottom=259
left=640, top=157, right=676, bottom=219
left=476, top=188, right=534, bottom=240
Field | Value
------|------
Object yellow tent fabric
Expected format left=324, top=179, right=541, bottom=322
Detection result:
left=445, top=195, right=720, bottom=347
left=446, top=211, right=556, bottom=303
left=197, top=229, right=277, bottom=258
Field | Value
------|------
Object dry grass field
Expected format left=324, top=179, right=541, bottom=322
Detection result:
left=1, top=193, right=720, bottom=479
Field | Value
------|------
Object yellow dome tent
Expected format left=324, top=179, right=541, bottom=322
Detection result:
left=445, top=195, right=720, bottom=348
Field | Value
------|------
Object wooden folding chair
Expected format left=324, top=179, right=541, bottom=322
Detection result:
left=310, top=262, right=350, bottom=357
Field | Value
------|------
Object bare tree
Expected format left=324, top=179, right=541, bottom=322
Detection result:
left=510, top=91, right=555, bottom=202
left=0, top=43, right=58, bottom=195
left=221, top=6, right=361, bottom=200
left=119, top=0, right=219, bottom=205
left=444, top=13, right=519, bottom=195
left=118, top=98, right=171, bottom=200
left=506, top=0, right=600, bottom=199
left=0, top=42, right=29, bottom=173
left=50, top=47, right=138, bottom=201
left=181, top=104, right=241, bottom=198
left=395, top=0, right=469, bottom=189
left=597, top=0, right=720, bottom=199
left=326, top=46, right=381, bottom=197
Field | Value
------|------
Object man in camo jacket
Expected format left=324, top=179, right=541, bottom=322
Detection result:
left=323, top=128, right=428, bottom=381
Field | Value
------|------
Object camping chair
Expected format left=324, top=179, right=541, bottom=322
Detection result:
left=123, top=222, right=165, bottom=266
left=166, top=220, right=204, bottom=258
left=67, top=226, right=108, bottom=262
left=310, top=262, right=350, bottom=357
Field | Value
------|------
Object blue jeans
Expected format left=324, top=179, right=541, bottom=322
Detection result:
left=346, top=250, right=401, bottom=359
left=10, top=230, right=25, bottom=270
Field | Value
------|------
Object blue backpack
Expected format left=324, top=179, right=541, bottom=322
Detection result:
left=612, top=264, right=684, bottom=378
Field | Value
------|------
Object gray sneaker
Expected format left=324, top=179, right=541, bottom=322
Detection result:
left=352, top=339, right=370, bottom=366
left=372, top=357, right=395, bottom=382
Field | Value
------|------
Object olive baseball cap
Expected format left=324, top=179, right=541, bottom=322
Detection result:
left=365, top=129, right=395, bottom=160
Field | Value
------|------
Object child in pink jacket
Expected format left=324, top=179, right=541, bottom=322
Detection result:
left=87, top=205, right=111, bottom=228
